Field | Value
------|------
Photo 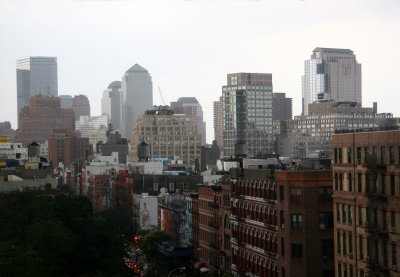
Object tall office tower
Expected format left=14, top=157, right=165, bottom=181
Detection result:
left=222, top=73, right=273, bottom=158
left=101, top=81, right=122, bottom=131
left=213, top=97, right=223, bottom=150
left=72, top=95, right=91, bottom=120
left=332, top=129, right=400, bottom=277
left=272, top=93, right=292, bottom=121
left=15, top=95, right=75, bottom=146
left=302, top=48, right=362, bottom=115
left=16, top=57, right=58, bottom=115
left=59, top=95, right=74, bottom=109
left=121, top=64, right=153, bottom=139
left=170, top=97, right=206, bottom=145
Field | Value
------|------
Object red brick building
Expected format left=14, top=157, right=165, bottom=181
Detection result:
left=276, top=170, right=334, bottom=277
left=197, top=185, right=225, bottom=274
left=48, top=129, right=91, bottom=166
left=88, top=174, right=110, bottom=212
left=230, top=168, right=278, bottom=277
left=332, top=129, right=400, bottom=277
left=16, top=95, right=75, bottom=146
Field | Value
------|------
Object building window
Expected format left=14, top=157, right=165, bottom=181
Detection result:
left=292, top=243, right=303, bottom=258
left=290, top=187, right=302, bottom=203
left=280, top=211, right=285, bottom=228
left=348, top=173, right=353, bottom=192
left=279, top=186, right=284, bottom=200
left=337, top=231, right=341, bottom=254
left=348, top=233, right=353, bottom=256
left=291, top=214, right=303, bottom=229
left=321, top=239, right=334, bottom=259
left=382, top=174, right=386, bottom=194
left=281, top=238, right=285, bottom=256
left=319, top=212, right=333, bottom=229
left=359, top=237, right=363, bottom=260
left=392, top=244, right=397, bottom=266
left=348, top=206, right=353, bottom=225
left=357, top=173, right=362, bottom=192
left=347, top=147, right=352, bottom=164
left=390, top=175, right=395, bottom=196
left=390, top=146, right=395, bottom=164
left=153, top=183, right=159, bottom=192
left=381, top=146, right=386, bottom=164
left=169, top=182, right=174, bottom=191
left=337, top=204, right=341, bottom=223
left=356, top=147, right=361, bottom=163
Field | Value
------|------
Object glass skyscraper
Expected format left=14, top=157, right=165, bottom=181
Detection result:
left=121, top=64, right=153, bottom=139
left=302, top=47, right=361, bottom=115
left=222, top=73, right=273, bottom=158
left=16, top=56, right=58, bottom=116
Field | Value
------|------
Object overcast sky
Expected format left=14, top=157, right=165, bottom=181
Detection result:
left=1, top=0, right=399, bottom=143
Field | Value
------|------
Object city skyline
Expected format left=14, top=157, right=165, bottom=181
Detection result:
left=1, top=0, right=399, bottom=143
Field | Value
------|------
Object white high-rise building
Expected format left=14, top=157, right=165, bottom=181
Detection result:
left=16, top=57, right=58, bottom=116
left=302, top=47, right=362, bottom=115
left=121, top=64, right=153, bottom=139
left=101, top=81, right=122, bottom=131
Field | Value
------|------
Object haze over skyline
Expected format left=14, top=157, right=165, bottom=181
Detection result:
left=1, top=0, right=399, bottom=143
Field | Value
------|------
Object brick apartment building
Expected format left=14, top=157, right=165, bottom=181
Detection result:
left=197, top=185, right=225, bottom=274
left=230, top=168, right=278, bottom=277
left=223, top=160, right=333, bottom=277
left=332, top=129, right=400, bottom=277
left=276, top=170, right=334, bottom=277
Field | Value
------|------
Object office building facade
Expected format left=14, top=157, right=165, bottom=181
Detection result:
left=170, top=97, right=207, bottom=145
left=302, top=48, right=361, bottom=115
left=121, top=64, right=153, bottom=139
left=17, top=56, right=58, bottom=115
left=72, top=95, right=91, bottom=120
left=272, top=93, right=292, bottom=121
left=213, top=97, right=224, bottom=152
left=130, top=106, right=201, bottom=164
left=222, top=73, right=273, bottom=158
left=101, top=81, right=122, bottom=131
left=15, top=95, right=75, bottom=146
left=285, top=101, right=395, bottom=159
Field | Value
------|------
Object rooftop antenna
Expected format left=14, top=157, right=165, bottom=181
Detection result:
left=158, top=86, right=166, bottom=106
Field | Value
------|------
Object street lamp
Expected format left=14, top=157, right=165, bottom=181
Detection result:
left=167, top=266, right=186, bottom=277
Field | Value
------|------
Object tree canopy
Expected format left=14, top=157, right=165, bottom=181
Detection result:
left=0, top=190, right=133, bottom=277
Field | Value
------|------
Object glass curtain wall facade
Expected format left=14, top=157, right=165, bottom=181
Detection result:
left=17, top=56, right=58, bottom=115
left=302, top=59, right=326, bottom=115
left=222, top=73, right=273, bottom=158
left=302, top=48, right=361, bottom=115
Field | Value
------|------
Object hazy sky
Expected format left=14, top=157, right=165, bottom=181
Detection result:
left=1, top=0, right=399, bottom=143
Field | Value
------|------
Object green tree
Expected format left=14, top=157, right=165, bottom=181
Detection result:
left=0, top=190, right=134, bottom=277
left=140, top=229, right=170, bottom=265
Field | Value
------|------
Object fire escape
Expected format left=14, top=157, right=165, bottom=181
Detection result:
left=364, top=155, right=389, bottom=277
